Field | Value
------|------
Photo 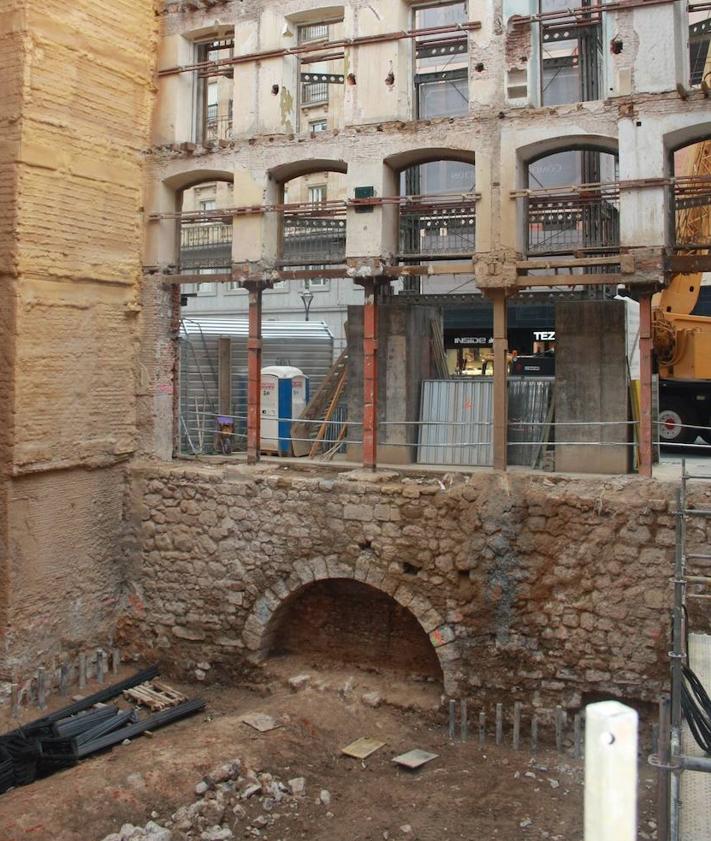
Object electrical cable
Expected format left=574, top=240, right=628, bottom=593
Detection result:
left=681, top=664, right=711, bottom=754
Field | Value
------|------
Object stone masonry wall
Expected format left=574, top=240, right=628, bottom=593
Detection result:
left=123, top=462, right=711, bottom=712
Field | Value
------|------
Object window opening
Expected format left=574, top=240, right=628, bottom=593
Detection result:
left=539, top=0, right=603, bottom=105
left=689, top=5, right=711, bottom=87
left=399, top=160, right=476, bottom=260
left=297, top=20, right=345, bottom=130
left=196, top=37, right=234, bottom=143
left=414, top=2, right=469, bottom=119
left=672, top=140, right=711, bottom=250
left=526, top=149, right=619, bottom=257
left=280, top=172, right=346, bottom=267
left=179, top=182, right=233, bottom=276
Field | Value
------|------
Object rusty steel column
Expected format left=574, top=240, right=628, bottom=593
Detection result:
left=639, top=290, right=653, bottom=478
left=246, top=283, right=263, bottom=464
left=492, top=289, right=508, bottom=471
left=362, top=278, right=378, bottom=471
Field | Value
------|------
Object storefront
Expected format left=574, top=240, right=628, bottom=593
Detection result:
left=443, top=302, right=556, bottom=376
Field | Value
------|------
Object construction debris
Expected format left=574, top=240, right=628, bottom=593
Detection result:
left=341, top=737, right=386, bottom=759
left=124, top=679, right=187, bottom=711
left=0, top=666, right=204, bottom=796
left=240, top=712, right=280, bottom=733
left=392, top=749, right=439, bottom=770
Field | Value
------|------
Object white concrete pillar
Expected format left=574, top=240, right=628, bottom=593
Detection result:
left=233, top=168, right=273, bottom=265
left=346, top=0, right=411, bottom=125
left=346, top=160, right=396, bottom=260
left=632, top=6, right=684, bottom=94
left=618, top=118, right=668, bottom=249
left=154, top=34, right=195, bottom=146
left=584, top=701, right=638, bottom=841
left=144, top=180, right=180, bottom=269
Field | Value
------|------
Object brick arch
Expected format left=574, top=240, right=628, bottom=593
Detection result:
left=241, top=557, right=462, bottom=696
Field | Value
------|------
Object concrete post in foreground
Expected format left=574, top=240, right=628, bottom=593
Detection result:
left=362, top=277, right=379, bottom=471
left=584, top=701, right=638, bottom=841
left=490, top=288, right=508, bottom=471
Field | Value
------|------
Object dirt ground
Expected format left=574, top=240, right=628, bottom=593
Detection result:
left=0, top=658, right=658, bottom=841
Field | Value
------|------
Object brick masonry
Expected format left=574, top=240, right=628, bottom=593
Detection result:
left=122, top=462, right=711, bottom=710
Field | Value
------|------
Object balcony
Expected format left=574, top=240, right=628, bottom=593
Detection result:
left=204, top=115, right=233, bottom=144
left=179, top=220, right=232, bottom=273
left=526, top=188, right=620, bottom=256
left=398, top=197, right=475, bottom=260
left=280, top=208, right=346, bottom=266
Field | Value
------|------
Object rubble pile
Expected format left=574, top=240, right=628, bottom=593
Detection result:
left=99, top=759, right=319, bottom=841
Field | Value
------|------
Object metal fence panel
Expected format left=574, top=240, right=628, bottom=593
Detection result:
left=418, top=378, right=493, bottom=466
left=180, top=318, right=334, bottom=454
left=507, top=376, right=554, bottom=466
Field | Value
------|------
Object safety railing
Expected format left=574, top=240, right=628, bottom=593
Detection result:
left=280, top=208, right=346, bottom=266
left=179, top=220, right=233, bottom=272
left=526, top=186, right=620, bottom=255
left=673, top=175, right=711, bottom=249
left=203, top=115, right=233, bottom=143
left=398, top=196, right=476, bottom=259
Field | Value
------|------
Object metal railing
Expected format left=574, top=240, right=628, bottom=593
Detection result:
left=527, top=188, right=620, bottom=255
left=280, top=210, right=346, bottom=266
left=398, top=197, right=476, bottom=259
left=203, top=115, right=233, bottom=143
left=179, top=220, right=232, bottom=272
left=673, top=176, right=711, bottom=248
left=301, top=81, right=329, bottom=105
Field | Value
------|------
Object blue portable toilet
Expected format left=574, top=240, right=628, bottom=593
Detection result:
left=261, top=366, right=310, bottom=456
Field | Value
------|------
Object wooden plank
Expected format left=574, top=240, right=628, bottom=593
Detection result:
left=515, top=255, right=625, bottom=270
left=218, top=337, right=232, bottom=417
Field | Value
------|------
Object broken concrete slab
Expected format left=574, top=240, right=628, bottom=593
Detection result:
left=240, top=713, right=280, bottom=733
left=392, top=749, right=439, bottom=770
left=341, top=737, right=385, bottom=759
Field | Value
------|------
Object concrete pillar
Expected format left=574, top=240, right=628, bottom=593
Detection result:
left=246, top=284, right=263, bottom=464
left=584, top=701, right=638, bottom=841
left=555, top=300, right=630, bottom=474
left=154, top=34, right=195, bottom=145
left=618, top=117, right=667, bottom=249
left=347, top=161, right=398, bottom=260
left=232, top=169, right=273, bottom=266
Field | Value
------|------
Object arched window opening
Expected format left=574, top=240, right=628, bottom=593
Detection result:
left=689, top=4, right=711, bottom=88
left=414, top=2, right=470, bottom=119
left=179, top=180, right=234, bottom=299
left=538, top=0, right=603, bottom=106
left=279, top=170, right=347, bottom=273
left=265, top=579, right=445, bottom=684
left=526, top=148, right=619, bottom=257
left=398, top=159, right=476, bottom=261
left=194, top=34, right=234, bottom=145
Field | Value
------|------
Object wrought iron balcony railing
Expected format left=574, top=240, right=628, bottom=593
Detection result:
left=179, top=220, right=232, bottom=272
left=203, top=116, right=233, bottom=143
left=398, top=197, right=476, bottom=259
left=280, top=208, right=346, bottom=266
left=526, top=187, right=620, bottom=256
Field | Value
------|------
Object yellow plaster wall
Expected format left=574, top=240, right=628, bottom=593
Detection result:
left=0, top=0, right=158, bottom=676
left=12, top=0, right=158, bottom=470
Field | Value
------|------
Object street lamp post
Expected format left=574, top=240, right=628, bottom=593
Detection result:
left=300, top=288, right=314, bottom=321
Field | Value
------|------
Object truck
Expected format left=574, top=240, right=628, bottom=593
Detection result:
left=652, top=131, right=711, bottom=447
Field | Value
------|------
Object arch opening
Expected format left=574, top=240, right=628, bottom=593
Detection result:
left=263, top=579, right=445, bottom=685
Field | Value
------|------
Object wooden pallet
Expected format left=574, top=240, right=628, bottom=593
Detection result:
left=123, top=680, right=186, bottom=711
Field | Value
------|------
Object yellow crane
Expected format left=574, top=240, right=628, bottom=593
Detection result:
left=652, top=42, right=711, bottom=445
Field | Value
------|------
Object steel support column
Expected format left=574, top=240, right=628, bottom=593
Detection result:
left=491, top=289, right=509, bottom=471
left=639, top=291, right=653, bottom=477
left=246, top=283, right=263, bottom=464
left=362, top=278, right=379, bottom=471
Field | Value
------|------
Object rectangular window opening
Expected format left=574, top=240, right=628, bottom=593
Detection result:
left=539, top=1, right=602, bottom=105
left=195, top=37, right=234, bottom=143
left=414, top=1, right=469, bottom=119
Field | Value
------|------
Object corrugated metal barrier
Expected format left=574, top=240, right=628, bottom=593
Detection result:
left=417, top=377, right=554, bottom=467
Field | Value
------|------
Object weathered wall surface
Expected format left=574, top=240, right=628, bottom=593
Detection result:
left=123, top=462, right=711, bottom=712
left=0, top=0, right=157, bottom=677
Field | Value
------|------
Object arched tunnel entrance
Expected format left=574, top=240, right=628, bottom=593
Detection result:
left=263, top=579, right=444, bottom=684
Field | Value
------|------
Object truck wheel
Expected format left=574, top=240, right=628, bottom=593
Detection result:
left=659, top=400, right=698, bottom=446
left=700, top=418, right=711, bottom=445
